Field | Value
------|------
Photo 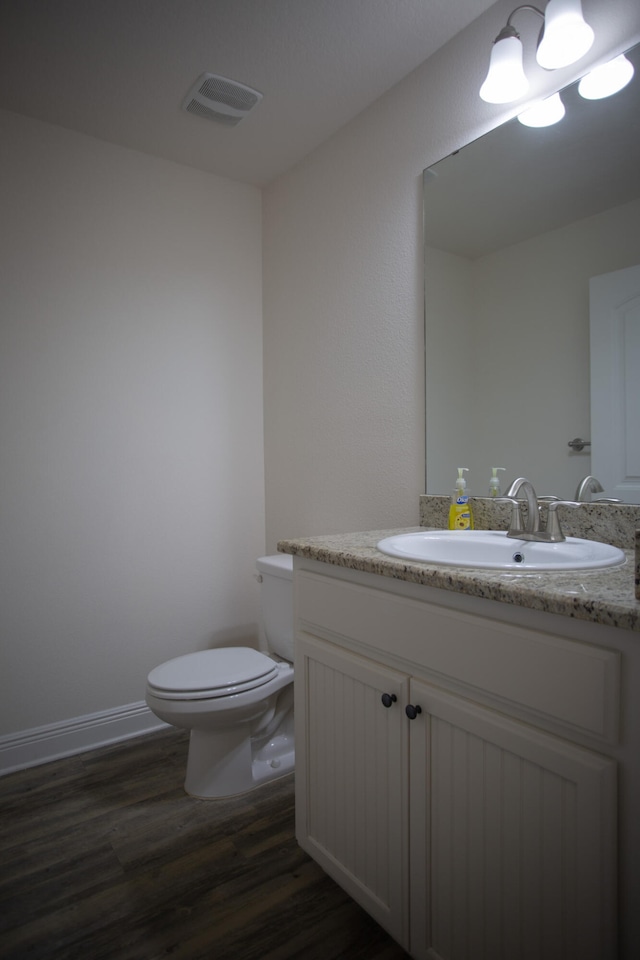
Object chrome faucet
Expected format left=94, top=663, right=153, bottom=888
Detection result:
left=575, top=475, right=604, bottom=501
left=574, top=475, right=622, bottom=503
left=499, top=477, right=581, bottom=542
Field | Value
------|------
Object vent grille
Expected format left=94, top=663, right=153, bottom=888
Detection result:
left=182, top=73, right=263, bottom=126
left=184, top=98, right=242, bottom=126
left=198, top=75, right=260, bottom=111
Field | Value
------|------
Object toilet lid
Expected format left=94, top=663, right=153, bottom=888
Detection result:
left=147, top=647, right=279, bottom=700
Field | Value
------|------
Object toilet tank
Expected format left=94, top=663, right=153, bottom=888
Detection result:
left=256, top=554, right=294, bottom=661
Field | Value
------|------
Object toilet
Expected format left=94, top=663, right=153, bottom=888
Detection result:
left=145, top=554, right=294, bottom=799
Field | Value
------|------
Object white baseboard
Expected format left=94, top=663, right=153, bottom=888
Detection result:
left=0, top=702, right=171, bottom=776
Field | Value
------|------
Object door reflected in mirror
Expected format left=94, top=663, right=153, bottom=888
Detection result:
left=424, top=43, right=640, bottom=502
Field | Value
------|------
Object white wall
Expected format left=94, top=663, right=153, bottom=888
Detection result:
left=262, top=0, right=640, bottom=551
left=0, top=111, right=264, bottom=737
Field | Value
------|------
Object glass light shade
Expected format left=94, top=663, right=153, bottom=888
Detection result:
left=479, top=35, right=529, bottom=103
left=517, top=92, right=566, bottom=127
left=536, top=0, right=594, bottom=70
left=578, top=54, right=635, bottom=99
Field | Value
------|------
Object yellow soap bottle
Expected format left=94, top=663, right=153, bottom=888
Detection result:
left=448, top=467, right=474, bottom=530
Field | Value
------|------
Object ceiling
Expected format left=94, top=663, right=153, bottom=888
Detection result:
left=0, top=0, right=496, bottom=186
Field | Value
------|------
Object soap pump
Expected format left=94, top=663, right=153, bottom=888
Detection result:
left=489, top=467, right=506, bottom=498
left=448, top=467, right=474, bottom=530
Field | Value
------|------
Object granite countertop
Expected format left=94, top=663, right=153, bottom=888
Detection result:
left=277, top=526, right=640, bottom=633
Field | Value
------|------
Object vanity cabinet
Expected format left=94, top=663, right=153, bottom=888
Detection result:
left=294, top=563, right=619, bottom=960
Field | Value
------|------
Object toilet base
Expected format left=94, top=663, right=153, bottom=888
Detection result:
left=184, top=726, right=295, bottom=799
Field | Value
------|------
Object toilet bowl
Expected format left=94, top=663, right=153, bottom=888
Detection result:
left=145, top=554, right=294, bottom=799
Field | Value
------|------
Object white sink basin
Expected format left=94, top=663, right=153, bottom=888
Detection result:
left=376, top=530, right=626, bottom=571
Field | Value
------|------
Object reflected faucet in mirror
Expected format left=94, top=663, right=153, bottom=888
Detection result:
left=499, top=477, right=581, bottom=542
left=575, top=475, right=622, bottom=503
left=576, top=475, right=604, bottom=501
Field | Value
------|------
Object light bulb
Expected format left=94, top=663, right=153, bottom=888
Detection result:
left=536, top=0, right=594, bottom=70
left=517, top=92, right=566, bottom=127
left=578, top=54, right=635, bottom=99
left=480, top=33, right=529, bottom=104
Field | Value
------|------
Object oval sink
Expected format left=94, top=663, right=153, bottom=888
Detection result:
left=376, top=530, right=626, bottom=571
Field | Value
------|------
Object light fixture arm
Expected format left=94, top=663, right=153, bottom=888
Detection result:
left=492, top=5, right=544, bottom=44
left=506, top=5, right=545, bottom=29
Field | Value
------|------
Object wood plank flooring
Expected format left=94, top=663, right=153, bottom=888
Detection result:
left=0, top=728, right=411, bottom=960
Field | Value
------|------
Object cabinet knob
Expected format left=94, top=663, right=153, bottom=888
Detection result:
left=405, top=704, right=422, bottom=720
left=381, top=693, right=397, bottom=708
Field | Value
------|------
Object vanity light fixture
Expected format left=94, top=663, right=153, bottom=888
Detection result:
left=479, top=0, right=594, bottom=104
left=517, top=91, right=565, bottom=126
left=578, top=53, right=635, bottom=99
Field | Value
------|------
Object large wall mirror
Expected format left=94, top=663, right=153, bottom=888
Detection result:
left=424, top=42, right=640, bottom=503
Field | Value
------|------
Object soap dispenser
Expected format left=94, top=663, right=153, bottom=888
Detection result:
left=489, top=467, right=506, bottom=498
left=449, top=468, right=474, bottom=530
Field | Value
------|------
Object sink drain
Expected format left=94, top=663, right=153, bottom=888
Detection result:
left=512, top=551, right=525, bottom=564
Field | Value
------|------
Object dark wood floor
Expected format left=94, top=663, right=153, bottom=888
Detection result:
left=0, top=728, right=411, bottom=960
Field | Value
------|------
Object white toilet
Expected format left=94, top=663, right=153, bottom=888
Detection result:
left=145, top=554, right=294, bottom=799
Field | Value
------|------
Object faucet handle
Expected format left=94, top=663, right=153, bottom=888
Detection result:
left=545, top=500, right=582, bottom=541
left=496, top=496, right=523, bottom=532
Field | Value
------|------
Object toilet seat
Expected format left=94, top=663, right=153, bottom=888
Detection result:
left=147, top=647, right=279, bottom=701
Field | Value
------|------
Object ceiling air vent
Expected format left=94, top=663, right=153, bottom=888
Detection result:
left=182, top=73, right=263, bottom=127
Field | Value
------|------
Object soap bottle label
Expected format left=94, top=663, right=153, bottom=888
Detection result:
left=450, top=496, right=472, bottom=530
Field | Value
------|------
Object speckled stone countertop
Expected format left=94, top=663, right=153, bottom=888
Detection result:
left=278, top=522, right=640, bottom=633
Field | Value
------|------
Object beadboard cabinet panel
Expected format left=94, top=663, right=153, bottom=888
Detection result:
left=409, top=680, right=617, bottom=960
left=295, top=633, right=410, bottom=946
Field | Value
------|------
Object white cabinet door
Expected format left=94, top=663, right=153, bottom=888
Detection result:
left=408, top=680, right=617, bottom=960
left=295, top=633, right=410, bottom=947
